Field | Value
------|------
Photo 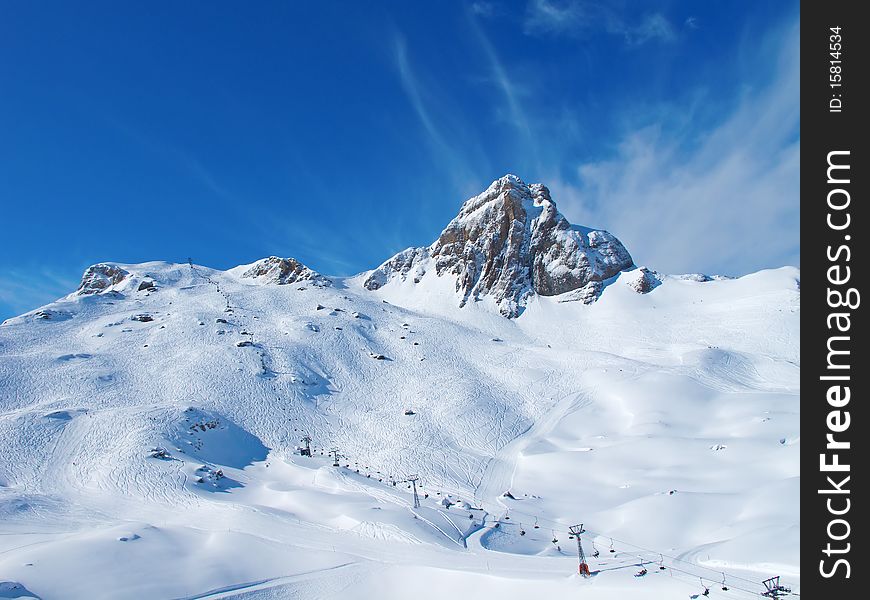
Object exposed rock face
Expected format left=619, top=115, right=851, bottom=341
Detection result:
left=627, top=267, right=662, bottom=294
left=240, top=257, right=331, bottom=287
left=363, top=247, right=429, bottom=291
left=365, top=174, right=634, bottom=317
left=556, top=281, right=604, bottom=305
left=76, top=264, right=130, bottom=295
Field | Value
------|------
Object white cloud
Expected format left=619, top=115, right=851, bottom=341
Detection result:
left=467, top=13, right=538, bottom=169
left=393, top=35, right=485, bottom=197
left=0, top=266, right=80, bottom=319
left=629, top=13, right=675, bottom=46
left=524, top=0, right=675, bottom=45
left=548, top=20, right=800, bottom=276
left=470, top=1, right=498, bottom=17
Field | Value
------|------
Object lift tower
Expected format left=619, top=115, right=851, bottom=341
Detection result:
left=568, top=524, right=591, bottom=577
left=300, top=435, right=312, bottom=457
left=400, top=475, right=421, bottom=508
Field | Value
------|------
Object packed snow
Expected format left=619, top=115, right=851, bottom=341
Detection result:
left=0, top=255, right=799, bottom=599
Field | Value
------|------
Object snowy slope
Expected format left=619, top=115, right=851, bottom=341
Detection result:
left=0, top=181, right=799, bottom=600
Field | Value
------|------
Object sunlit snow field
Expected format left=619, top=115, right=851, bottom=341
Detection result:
left=0, top=261, right=799, bottom=599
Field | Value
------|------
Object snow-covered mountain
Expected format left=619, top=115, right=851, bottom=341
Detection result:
left=0, top=176, right=800, bottom=600
left=365, top=174, right=634, bottom=317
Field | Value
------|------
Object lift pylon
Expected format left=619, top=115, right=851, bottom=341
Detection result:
left=568, top=524, right=591, bottom=577
left=399, top=475, right=421, bottom=508
left=300, top=435, right=312, bottom=457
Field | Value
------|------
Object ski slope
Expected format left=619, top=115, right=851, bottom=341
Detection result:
left=0, top=259, right=800, bottom=599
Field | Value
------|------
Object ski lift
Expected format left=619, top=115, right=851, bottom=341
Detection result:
left=591, top=540, right=600, bottom=558
left=700, top=578, right=710, bottom=597
left=635, top=568, right=648, bottom=577
left=520, top=523, right=526, bottom=536
left=658, top=554, right=666, bottom=570
left=551, top=531, right=559, bottom=544
left=609, top=538, right=616, bottom=553
left=761, top=576, right=791, bottom=597
left=533, top=517, right=540, bottom=529
left=721, top=573, right=729, bottom=591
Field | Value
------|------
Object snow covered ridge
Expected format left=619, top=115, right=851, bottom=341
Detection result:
left=61, top=176, right=745, bottom=320
left=65, top=256, right=331, bottom=304
left=236, top=256, right=332, bottom=287
left=364, top=174, right=634, bottom=317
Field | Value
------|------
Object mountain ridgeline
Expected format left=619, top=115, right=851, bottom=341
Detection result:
left=70, top=175, right=635, bottom=318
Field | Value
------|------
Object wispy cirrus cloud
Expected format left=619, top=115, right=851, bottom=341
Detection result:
left=393, top=36, right=450, bottom=158
left=524, top=0, right=676, bottom=45
left=548, top=18, right=800, bottom=276
left=466, top=12, right=539, bottom=170
left=392, top=35, right=486, bottom=198
left=470, top=1, right=499, bottom=18
left=0, top=266, right=80, bottom=320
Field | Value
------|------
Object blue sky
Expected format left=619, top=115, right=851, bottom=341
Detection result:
left=0, top=1, right=799, bottom=320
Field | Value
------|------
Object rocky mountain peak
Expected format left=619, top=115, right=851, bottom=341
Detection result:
left=75, top=263, right=131, bottom=296
left=240, top=257, right=331, bottom=287
left=364, top=175, right=634, bottom=317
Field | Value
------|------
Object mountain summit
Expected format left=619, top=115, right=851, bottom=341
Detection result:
left=364, top=174, right=634, bottom=317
